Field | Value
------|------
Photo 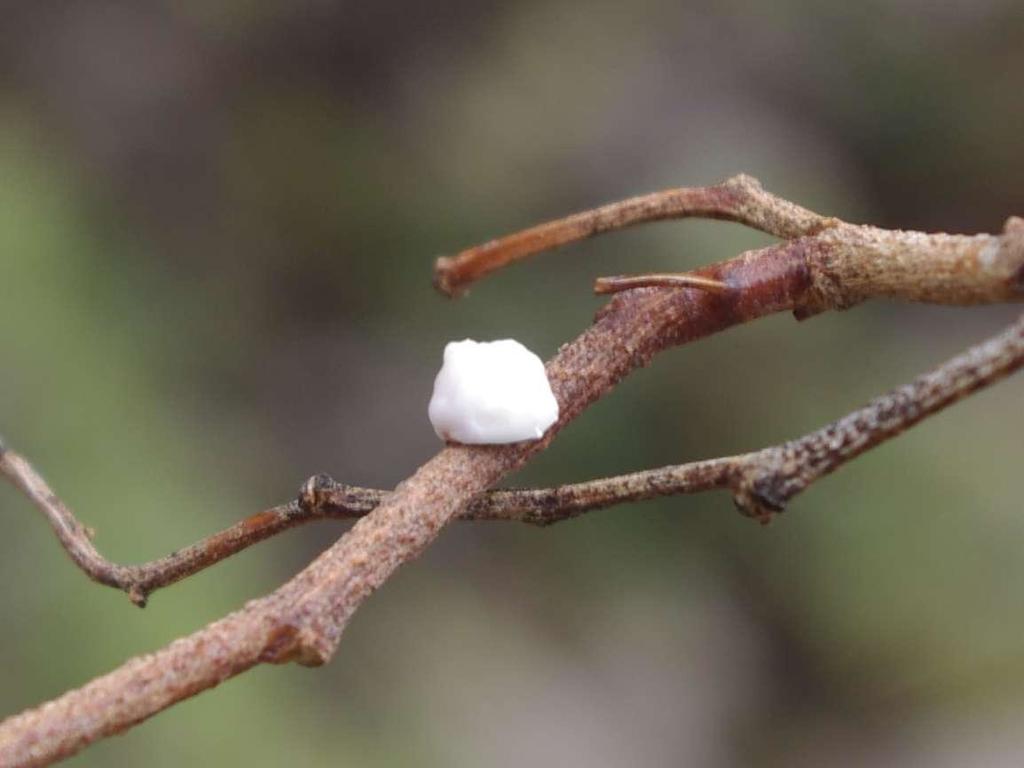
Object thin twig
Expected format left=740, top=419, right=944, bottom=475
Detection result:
left=0, top=445, right=344, bottom=607
left=0, top=449, right=721, bottom=606
left=0, top=447, right=307, bottom=606
left=729, top=311, right=1024, bottom=518
left=436, top=175, right=1024, bottom=312
left=434, top=174, right=837, bottom=296
left=594, top=273, right=732, bottom=295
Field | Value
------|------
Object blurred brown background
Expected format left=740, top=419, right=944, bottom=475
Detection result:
left=1, top=1, right=1023, bottom=765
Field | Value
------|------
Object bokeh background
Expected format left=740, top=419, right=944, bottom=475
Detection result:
left=1, top=2, right=1023, bottom=765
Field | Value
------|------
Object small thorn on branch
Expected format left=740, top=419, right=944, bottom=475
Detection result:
left=594, top=273, right=732, bottom=295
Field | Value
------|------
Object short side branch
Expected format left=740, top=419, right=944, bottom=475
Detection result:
left=434, top=174, right=836, bottom=295
left=0, top=447, right=311, bottom=607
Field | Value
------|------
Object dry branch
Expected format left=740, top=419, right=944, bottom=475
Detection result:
left=2, top=176, right=1022, bottom=768
left=7, top=304, right=1022, bottom=610
left=433, top=174, right=838, bottom=295
left=2, top=448, right=722, bottom=607
left=317, top=299, right=1024, bottom=518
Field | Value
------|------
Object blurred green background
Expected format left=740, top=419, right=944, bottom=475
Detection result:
left=1, top=2, right=1023, bottom=765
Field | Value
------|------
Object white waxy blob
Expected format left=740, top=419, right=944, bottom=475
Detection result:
left=428, top=339, right=559, bottom=444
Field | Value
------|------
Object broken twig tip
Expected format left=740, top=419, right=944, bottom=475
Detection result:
left=432, top=257, right=466, bottom=298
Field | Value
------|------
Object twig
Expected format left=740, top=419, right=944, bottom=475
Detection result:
left=10, top=309, right=1017, bottom=613
left=2, top=176, right=1022, bottom=768
left=0, top=437, right=746, bottom=605
left=729, top=311, right=1024, bottom=518
left=436, top=174, right=1024, bottom=312
left=434, top=174, right=837, bottom=296
left=322, top=310, right=1024, bottom=522
left=0, top=446, right=303, bottom=606
left=0, top=449, right=725, bottom=606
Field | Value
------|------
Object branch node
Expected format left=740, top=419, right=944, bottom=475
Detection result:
left=299, top=473, right=335, bottom=513
left=257, top=623, right=308, bottom=665
left=730, top=454, right=801, bottom=523
left=731, top=485, right=787, bottom=524
left=722, top=173, right=764, bottom=194
left=127, top=585, right=148, bottom=608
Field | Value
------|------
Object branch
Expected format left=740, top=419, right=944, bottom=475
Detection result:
left=436, top=174, right=1024, bottom=312
left=0, top=235, right=826, bottom=767
left=0, top=448, right=724, bottom=606
left=2, top=176, right=1022, bottom=768
left=728, top=310, right=1024, bottom=517
left=0, top=435, right=736, bottom=606
left=434, top=174, right=838, bottom=296
left=593, top=273, right=731, bottom=295
left=322, top=310, right=1024, bottom=522
left=10, top=306, right=1016, bottom=612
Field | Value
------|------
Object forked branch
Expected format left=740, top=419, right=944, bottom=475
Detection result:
left=437, top=174, right=1024, bottom=314
left=5, top=309, right=1020, bottom=613
left=318, top=300, right=1024, bottom=518
left=2, top=176, right=1022, bottom=768
left=434, top=174, right=838, bottom=296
